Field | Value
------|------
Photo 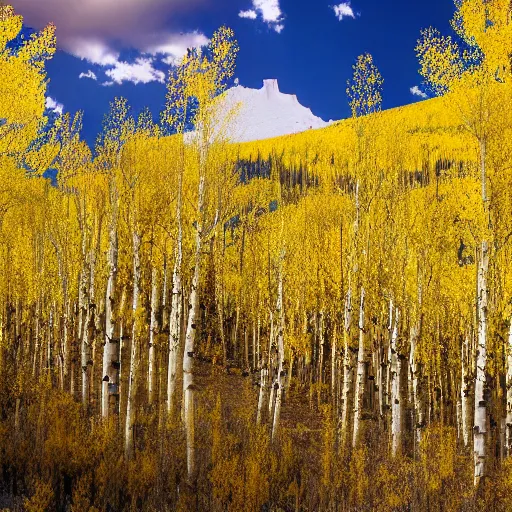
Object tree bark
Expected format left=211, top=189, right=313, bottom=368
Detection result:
left=353, top=286, right=365, bottom=447
left=167, top=156, right=183, bottom=417
left=148, top=266, right=159, bottom=405
left=125, top=230, right=141, bottom=459
left=182, top=172, right=205, bottom=481
left=102, top=203, right=118, bottom=419
left=340, top=288, right=353, bottom=445
left=272, top=251, right=285, bottom=441
left=474, top=240, right=489, bottom=485
left=391, top=306, right=401, bottom=457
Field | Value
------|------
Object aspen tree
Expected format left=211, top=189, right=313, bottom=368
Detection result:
left=271, top=248, right=285, bottom=441
left=347, top=53, right=383, bottom=448
left=175, top=27, right=239, bottom=481
left=96, top=98, right=134, bottom=419
left=417, top=0, right=512, bottom=485
left=162, top=59, right=188, bottom=417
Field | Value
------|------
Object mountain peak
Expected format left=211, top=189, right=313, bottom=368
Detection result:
left=218, top=79, right=331, bottom=143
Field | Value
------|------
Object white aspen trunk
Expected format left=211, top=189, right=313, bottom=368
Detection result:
left=182, top=172, right=205, bottom=481
left=167, top=158, right=183, bottom=417
left=410, top=323, right=423, bottom=451
left=32, top=299, right=40, bottom=379
left=148, top=266, right=159, bottom=405
left=167, top=240, right=182, bottom=417
left=340, top=288, right=353, bottom=445
left=87, top=236, right=98, bottom=409
left=257, top=358, right=268, bottom=426
left=474, top=136, right=489, bottom=485
left=378, top=339, right=384, bottom=420
left=506, top=320, right=512, bottom=456
left=462, top=333, right=472, bottom=449
left=161, top=257, right=169, bottom=333
left=268, top=311, right=276, bottom=419
left=352, top=287, right=365, bottom=447
left=63, top=297, right=70, bottom=391
left=234, top=306, right=240, bottom=365
left=474, top=240, right=488, bottom=486
left=102, top=211, right=118, bottom=420
left=125, top=230, right=141, bottom=459
left=47, top=305, right=54, bottom=373
left=252, top=317, right=257, bottom=370
left=272, top=252, right=285, bottom=441
left=391, top=306, right=401, bottom=457
left=386, top=300, right=393, bottom=428
left=117, top=288, right=127, bottom=422
left=80, top=262, right=90, bottom=408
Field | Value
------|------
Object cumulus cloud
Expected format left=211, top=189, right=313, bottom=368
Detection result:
left=239, top=0, right=284, bottom=32
left=104, top=58, right=166, bottom=85
left=145, top=31, right=210, bottom=65
left=332, top=2, right=356, bottom=21
left=410, top=86, right=428, bottom=99
left=239, top=9, right=257, bottom=19
left=46, top=96, right=64, bottom=114
left=11, top=0, right=210, bottom=83
left=66, top=38, right=120, bottom=66
left=79, top=70, right=98, bottom=81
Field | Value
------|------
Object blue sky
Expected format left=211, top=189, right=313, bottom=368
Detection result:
left=11, top=0, right=455, bottom=148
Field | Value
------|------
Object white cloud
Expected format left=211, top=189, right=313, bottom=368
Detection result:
left=410, top=86, right=428, bottom=99
left=104, top=57, right=166, bottom=85
left=11, top=0, right=210, bottom=77
left=332, top=2, right=356, bottom=21
left=254, top=0, right=281, bottom=23
left=60, top=38, right=120, bottom=66
left=46, top=96, right=64, bottom=115
left=239, top=0, right=284, bottom=32
left=145, top=31, right=209, bottom=65
left=79, top=70, right=98, bottom=81
left=239, top=9, right=257, bottom=19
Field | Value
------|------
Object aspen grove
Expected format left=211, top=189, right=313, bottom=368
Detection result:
left=3, top=2, right=512, bottom=510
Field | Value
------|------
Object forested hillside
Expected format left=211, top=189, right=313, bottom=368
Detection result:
left=2, top=2, right=512, bottom=510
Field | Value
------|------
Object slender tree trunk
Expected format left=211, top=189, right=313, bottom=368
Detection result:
left=148, top=266, right=159, bottom=405
left=340, top=288, right=353, bottom=445
left=268, top=311, right=276, bottom=420
left=353, top=287, right=365, bottom=447
left=182, top=172, right=205, bottom=482
left=118, top=288, right=127, bottom=422
left=168, top=158, right=183, bottom=416
left=80, top=260, right=90, bottom=408
left=167, top=253, right=182, bottom=417
left=125, top=230, right=141, bottom=459
left=272, top=251, right=285, bottom=441
left=391, top=306, right=401, bottom=457
left=474, top=240, right=489, bottom=486
left=505, top=320, right=512, bottom=456
left=257, top=354, right=268, bottom=426
left=462, top=333, right=472, bottom=449
left=102, top=206, right=118, bottom=419
left=410, top=321, right=424, bottom=453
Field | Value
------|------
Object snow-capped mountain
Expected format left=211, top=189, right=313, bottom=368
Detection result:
left=218, top=79, right=332, bottom=143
